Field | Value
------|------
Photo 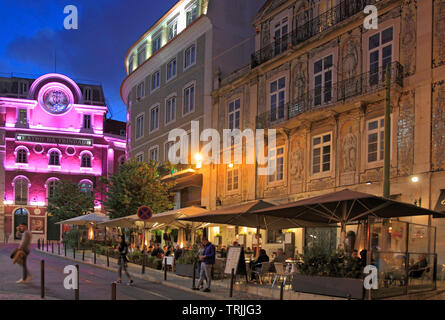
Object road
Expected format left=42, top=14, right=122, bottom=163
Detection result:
left=0, top=244, right=209, bottom=300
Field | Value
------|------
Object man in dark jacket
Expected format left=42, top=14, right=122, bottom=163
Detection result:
left=194, top=238, right=215, bottom=292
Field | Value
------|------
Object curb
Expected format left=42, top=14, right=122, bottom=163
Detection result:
left=36, top=249, right=229, bottom=300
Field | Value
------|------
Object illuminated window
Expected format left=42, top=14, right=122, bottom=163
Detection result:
left=166, top=96, right=176, bottom=124
left=269, top=77, right=286, bottom=122
left=311, top=133, right=331, bottom=174
left=369, top=26, right=393, bottom=85
left=14, top=177, right=28, bottom=205
left=81, top=153, right=92, bottom=168
left=184, top=45, right=196, bottom=69
left=129, top=55, right=134, bottom=73
left=137, top=44, right=146, bottom=66
left=227, top=166, right=239, bottom=191
left=47, top=179, right=59, bottom=199
left=49, top=151, right=60, bottom=166
left=228, top=99, right=241, bottom=130
left=167, top=20, right=177, bottom=41
left=83, top=114, right=91, bottom=129
left=136, top=114, right=144, bottom=139
left=186, top=2, right=198, bottom=26
left=152, top=34, right=162, bottom=55
left=79, top=181, right=93, bottom=194
left=184, top=84, right=195, bottom=114
left=268, top=146, right=284, bottom=182
left=313, top=54, right=333, bottom=106
left=16, top=149, right=27, bottom=164
left=167, top=58, right=177, bottom=81
left=18, top=109, right=27, bottom=125
left=151, top=71, right=160, bottom=91
left=367, top=117, right=385, bottom=163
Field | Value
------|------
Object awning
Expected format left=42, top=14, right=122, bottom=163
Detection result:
left=170, top=174, right=202, bottom=192
left=434, top=190, right=445, bottom=217
left=55, top=212, right=109, bottom=226
left=178, top=200, right=327, bottom=229
left=99, top=206, right=209, bottom=229
left=249, top=189, right=445, bottom=224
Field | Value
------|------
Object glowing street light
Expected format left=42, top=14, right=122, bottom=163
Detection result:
left=411, top=176, right=419, bottom=183
left=194, top=153, right=202, bottom=169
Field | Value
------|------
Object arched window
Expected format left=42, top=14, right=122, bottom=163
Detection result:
left=16, top=149, right=28, bottom=163
left=81, top=153, right=92, bottom=168
left=47, top=179, right=60, bottom=199
left=14, top=177, right=29, bottom=205
left=49, top=150, right=60, bottom=166
left=79, top=180, right=93, bottom=194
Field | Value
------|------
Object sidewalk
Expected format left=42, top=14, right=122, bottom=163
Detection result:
left=36, top=246, right=275, bottom=300
left=0, top=291, right=58, bottom=300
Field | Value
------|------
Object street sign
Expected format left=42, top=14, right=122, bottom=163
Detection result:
left=137, top=206, right=153, bottom=221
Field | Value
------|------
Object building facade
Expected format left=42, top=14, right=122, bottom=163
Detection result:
left=0, top=73, right=126, bottom=242
left=121, top=0, right=265, bottom=210
left=207, top=0, right=445, bottom=262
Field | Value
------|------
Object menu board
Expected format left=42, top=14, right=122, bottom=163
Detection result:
left=224, top=246, right=241, bottom=275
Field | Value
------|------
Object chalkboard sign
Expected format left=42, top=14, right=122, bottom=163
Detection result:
left=224, top=246, right=241, bottom=274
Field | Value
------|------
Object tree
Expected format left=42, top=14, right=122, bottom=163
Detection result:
left=101, top=159, right=175, bottom=219
left=47, top=180, right=95, bottom=222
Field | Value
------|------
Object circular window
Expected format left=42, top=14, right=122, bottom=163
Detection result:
left=33, top=144, right=44, bottom=154
left=42, top=88, right=71, bottom=114
left=66, top=146, right=76, bottom=156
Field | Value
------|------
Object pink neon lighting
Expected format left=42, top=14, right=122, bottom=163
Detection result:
left=29, top=73, right=82, bottom=102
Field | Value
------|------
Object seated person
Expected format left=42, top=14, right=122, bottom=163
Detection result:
left=165, top=246, right=173, bottom=256
left=250, top=249, right=269, bottom=281
left=270, top=248, right=286, bottom=272
left=409, top=254, right=428, bottom=278
left=174, top=245, right=183, bottom=260
left=151, top=243, right=164, bottom=258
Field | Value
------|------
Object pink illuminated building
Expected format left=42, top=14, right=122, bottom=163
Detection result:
left=0, top=73, right=126, bottom=242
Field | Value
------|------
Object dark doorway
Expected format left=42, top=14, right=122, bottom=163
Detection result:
left=47, top=214, right=60, bottom=240
left=13, top=208, right=28, bottom=240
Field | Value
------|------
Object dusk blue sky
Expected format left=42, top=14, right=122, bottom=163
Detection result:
left=0, top=0, right=178, bottom=122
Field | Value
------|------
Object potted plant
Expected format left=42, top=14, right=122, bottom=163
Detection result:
left=175, top=244, right=199, bottom=277
left=292, top=246, right=364, bottom=299
left=214, top=233, right=222, bottom=245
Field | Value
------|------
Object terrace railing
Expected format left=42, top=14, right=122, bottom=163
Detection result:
left=251, top=0, right=380, bottom=68
left=257, top=61, right=403, bottom=129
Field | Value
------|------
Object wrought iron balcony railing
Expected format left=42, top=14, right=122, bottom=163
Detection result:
left=256, top=62, right=403, bottom=129
left=251, top=0, right=379, bottom=68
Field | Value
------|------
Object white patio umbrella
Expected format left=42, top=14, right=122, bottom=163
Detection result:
left=55, top=212, right=109, bottom=226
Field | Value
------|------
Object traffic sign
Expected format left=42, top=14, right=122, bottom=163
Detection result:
left=137, top=206, right=153, bottom=221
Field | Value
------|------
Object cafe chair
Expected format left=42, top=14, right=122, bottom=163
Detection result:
left=271, top=263, right=291, bottom=288
left=251, top=262, right=271, bottom=285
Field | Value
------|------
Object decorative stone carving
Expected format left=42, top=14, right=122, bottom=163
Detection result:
left=401, top=1, right=417, bottom=76
left=341, top=36, right=360, bottom=99
left=308, top=177, right=334, bottom=192
left=262, top=20, right=270, bottom=47
left=432, top=81, right=445, bottom=170
left=290, top=135, right=305, bottom=182
left=433, top=0, right=445, bottom=67
left=397, top=91, right=415, bottom=176
left=292, top=57, right=308, bottom=101
left=342, top=127, right=357, bottom=172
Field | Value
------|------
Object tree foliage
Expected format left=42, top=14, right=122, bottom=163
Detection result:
left=47, top=180, right=95, bottom=222
left=101, top=159, right=175, bottom=219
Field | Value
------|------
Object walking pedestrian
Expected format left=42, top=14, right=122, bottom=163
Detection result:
left=194, top=238, right=215, bottom=292
left=115, top=235, right=133, bottom=285
left=13, top=223, right=32, bottom=284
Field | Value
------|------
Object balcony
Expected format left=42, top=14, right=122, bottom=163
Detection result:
left=257, top=62, right=404, bottom=129
left=251, top=0, right=379, bottom=68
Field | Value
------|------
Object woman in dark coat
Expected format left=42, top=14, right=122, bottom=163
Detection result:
left=116, top=235, right=133, bottom=285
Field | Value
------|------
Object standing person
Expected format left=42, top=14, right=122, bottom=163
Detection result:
left=116, top=235, right=133, bottom=285
left=14, top=223, right=32, bottom=283
left=194, top=238, right=215, bottom=292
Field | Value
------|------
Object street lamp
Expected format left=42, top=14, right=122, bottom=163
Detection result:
left=411, top=176, right=421, bottom=206
left=194, top=153, right=202, bottom=169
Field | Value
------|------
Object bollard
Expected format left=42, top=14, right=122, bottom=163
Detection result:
left=74, top=264, right=79, bottom=300
left=58, top=242, right=60, bottom=255
left=142, top=253, right=145, bottom=274
left=94, top=247, right=96, bottom=264
left=82, top=248, right=85, bottom=261
left=52, top=241, right=54, bottom=254
left=42, top=239, right=44, bottom=251
left=230, top=268, right=235, bottom=298
left=46, top=239, right=48, bottom=251
left=37, top=239, right=40, bottom=250
left=192, top=261, right=197, bottom=289
left=40, top=260, right=45, bottom=299
left=111, top=282, right=116, bottom=300
left=164, top=257, right=168, bottom=281
left=106, top=248, right=109, bottom=267
left=73, top=247, right=76, bottom=260
left=64, top=242, right=67, bottom=256
left=280, top=280, right=284, bottom=300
